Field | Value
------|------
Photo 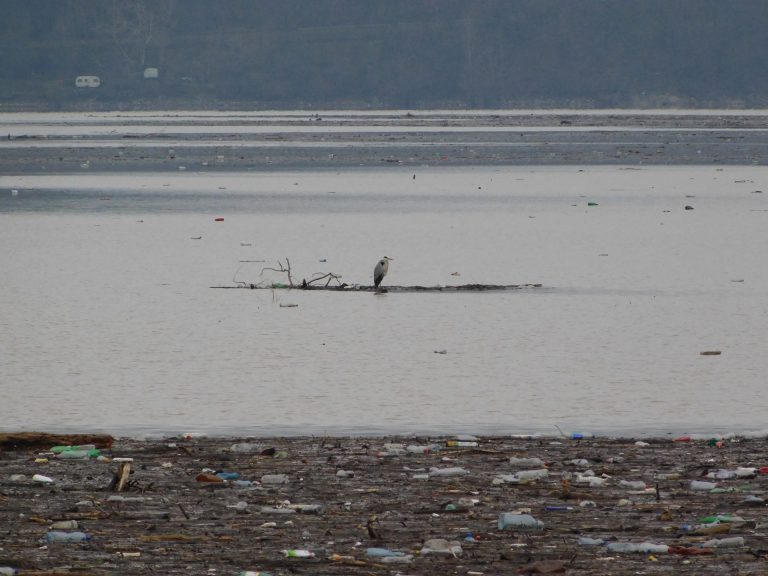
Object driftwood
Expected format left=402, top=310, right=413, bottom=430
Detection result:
left=214, top=283, right=543, bottom=292
left=0, top=432, right=114, bottom=451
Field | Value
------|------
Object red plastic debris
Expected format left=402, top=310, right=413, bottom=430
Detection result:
left=669, top=546, right=713, bottom=556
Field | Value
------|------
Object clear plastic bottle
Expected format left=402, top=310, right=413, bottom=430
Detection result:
left=45, top=531, right=91, bottom=543
left=607, top=542, right=669, bottom=554
left=619, top=480, right=647, bottom=490
left=420, top=539, right=463, bottom=555
left=380, top=555, right=414, bottom=564
left=366, top=547, right=407, bottom=557
left=702, top=536, right=745, bottom=548
left=230, top=442, right=262, bottom=453
left=428, top=466, right=470, bottom=478
left=50, top=520, right=79, bottom=530
left=513, top=469, right=549, bottom=482
left=497, top=513, right=545, bottom=531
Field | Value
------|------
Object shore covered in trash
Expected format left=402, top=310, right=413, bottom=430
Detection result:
left=1, top=433, right=767, bottom=575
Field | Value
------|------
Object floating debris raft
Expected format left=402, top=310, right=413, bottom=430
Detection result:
left=1, top=434, right=767, bottom=575
left=213, top=283, right=544, bottom=292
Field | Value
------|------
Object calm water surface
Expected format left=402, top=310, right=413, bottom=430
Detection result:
left=2, top=165, right=767, bottom=437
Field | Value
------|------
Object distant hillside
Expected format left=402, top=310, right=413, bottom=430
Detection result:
left=2, top=0, right=767, bottom=110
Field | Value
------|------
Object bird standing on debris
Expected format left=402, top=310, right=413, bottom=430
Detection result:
left=374, top=256, right=393, bottom=289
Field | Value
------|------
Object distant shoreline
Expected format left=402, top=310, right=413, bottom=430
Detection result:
left=2, top=110, right=768, bottom=175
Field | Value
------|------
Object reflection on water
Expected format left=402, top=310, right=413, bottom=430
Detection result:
left=1, top=165, right=767, bottom=437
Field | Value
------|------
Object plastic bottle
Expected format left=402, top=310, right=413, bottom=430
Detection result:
left=578, top=537, right=605, bottom=546
left=282, top=549, right=314, bottom=558
left=406, top=444, right=441, bottom=454
left=446, top=440, right=478, bottom=447
left=575, top=475, right=606, bottom=487
left=51, top=444, right=96, bottom=453
left=215, top=472, right=240, bottom=480
left=259, top=507, right=296, bottom=514
left=420, top=539, right=463, bottom=555
left=32, top=474, right=54, bottom=483
left=57, top=449, right=100, bottom=460
left=381, top=443, right=405, bottom=455
left=513, top=469, right=549, bottom=482
left=497, top=513, right=545, bottom=531
left=428, top=466, right=469, bottom=478
left=701, top=536, right=745, bottom=548
left=697, top=514, right=734, bottom=524
left=292, top=504, right=323, bottom=514
left=606, top=542, right=669, bottom=554
left=492, top=474, right=519, bottom=484
left=50, top=520, right=79, bottom=530
left=45, top=531, right=91, bottom=543
left=231, top=443, right=262, bottom=453
left=239, top=572, right=273, bottom=576
left=380, top=555, right=414, bottom=564
left=366, top=547, right=407, bottom=557
left=619, top=480, right=647, bottom=490
left=107, top=495, right=146, bottom=502
left=690, top=480, right=717, bottom=491
left=0, top=568, right=18, bottom=575
left=232, top=480, right=254, bottom=488
left=741, top=495, right=765, bottom=506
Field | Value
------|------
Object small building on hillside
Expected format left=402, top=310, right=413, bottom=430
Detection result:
left=75, top=76, right=101, bottom=88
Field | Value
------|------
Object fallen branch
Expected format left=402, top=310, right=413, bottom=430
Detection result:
left=261, top=258, right=294, bottom=287
left=303, top=271, right=345, bottom=288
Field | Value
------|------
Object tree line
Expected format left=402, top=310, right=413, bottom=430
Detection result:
left=1, top=0, right=766, bottom=109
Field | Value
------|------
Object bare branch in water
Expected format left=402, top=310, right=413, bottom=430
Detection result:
left=260, top=258, right=294, bottom=287
left=304, top=271, right=344, bottom=287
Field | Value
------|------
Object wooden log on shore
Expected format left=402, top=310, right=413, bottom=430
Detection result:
left=0, top=432, right=114, bottom=451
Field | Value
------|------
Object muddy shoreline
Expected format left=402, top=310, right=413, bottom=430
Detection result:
left=1, top=433, right=766, bottom=575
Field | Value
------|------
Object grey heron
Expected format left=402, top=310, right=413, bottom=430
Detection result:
left=374, top=256, right=393, bottom=289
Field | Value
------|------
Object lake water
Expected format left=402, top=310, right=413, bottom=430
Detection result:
left=2, top=114, right=767, bottom=438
